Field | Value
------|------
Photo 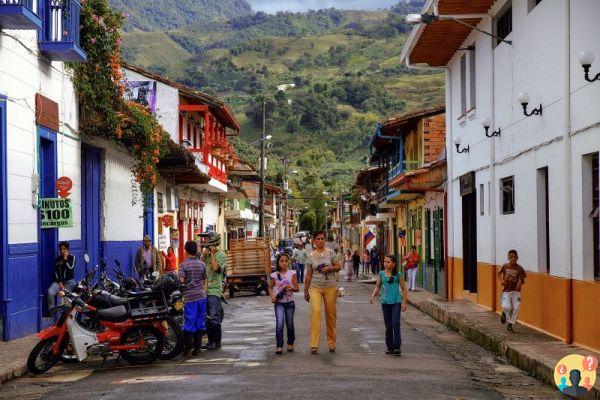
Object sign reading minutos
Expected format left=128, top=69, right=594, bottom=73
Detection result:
left=41, top=198, right=73, bottom=228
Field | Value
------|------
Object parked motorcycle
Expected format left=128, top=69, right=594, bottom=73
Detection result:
left=27, top=283, right=167, bottom=374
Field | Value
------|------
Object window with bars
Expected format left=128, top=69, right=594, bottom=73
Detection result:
left=501, top=176, right=515, bottom=215
left=469, top=44, right=476, bottom=110
left=495, top=3, right=512, bottom=46
left=460, top=54, right=467, bottom=115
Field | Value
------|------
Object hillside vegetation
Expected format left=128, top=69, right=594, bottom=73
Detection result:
left=117, top=1, right=443, bottom=228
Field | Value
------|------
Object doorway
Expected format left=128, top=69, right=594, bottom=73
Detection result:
left=462, top=191, right=478, bottom=293
left=38, top=128, right=58, bottom=315
left=81, top=146, right=101, bottom=272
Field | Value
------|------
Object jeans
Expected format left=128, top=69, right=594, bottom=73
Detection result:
left=353, top=264, right=360, bottom=277
left=206, top=295, right=223, bottom=345
left=371, top=261, right=379, bottom=274
left=309, top=287, right=337, bottom=349
left=363, top=262, right=370, bottom=274
left=275, top=301, right=295, bottom=348
left=183, top=298, right=207, bottom=333
left=295, top=263, right=304, bottom=283
left=47, top=280, right=76, bottom=309
left=501, top=291, right=521, bottom=324
left=407, top=267, right=418, bottom=290
left=382, top=303, right=401, bottom=350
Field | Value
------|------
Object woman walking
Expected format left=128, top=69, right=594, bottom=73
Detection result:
left=269, top=253, right=299, bottom=354
left=344, top=250, right=353, bottom=282
left=402, top=246, right=421, bottom=291
left=304, top=231, right=341, bottom=354
left=352, top=250, right=361, bottom=278
left=369, top=255, right=408, bottom=356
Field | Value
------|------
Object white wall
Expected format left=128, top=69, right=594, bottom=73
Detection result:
left=1, top=30, right=81, bottom=245
left=445, top=0, right=600, bottom=280
left=121, top=69, right=180, bottom=142
left=203, top=193, right=220, bottom=230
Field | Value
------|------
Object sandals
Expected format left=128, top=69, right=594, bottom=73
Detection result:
left=311, top=347, right=318, bottom=354
left=287, top=346, right=294, bottom=353
left=275, top=348, right=283, bottom=355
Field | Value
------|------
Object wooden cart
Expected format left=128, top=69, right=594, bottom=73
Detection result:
left=226, top=238, right=272, bottom=298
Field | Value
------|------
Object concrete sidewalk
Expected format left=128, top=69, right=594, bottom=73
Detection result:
left=405, top=288, right=600, bottom=399
left=0, top=334, right=38, bottom=384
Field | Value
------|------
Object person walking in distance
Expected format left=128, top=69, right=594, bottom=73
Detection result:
left=497, top=249, right=526, bottom=332
left=344, top=249, right=353, bottom=282
left=179, top=240, right=207, bottom=356
left=369, top=255, right=408, bottom=356
left=363, top=249, right=371, bottom=275
left=46, top=241, right=76, bottom=315
left=352, top=250, right=361, bottom=278
left=402, top=246, right=421, bottom=291
left=295, top=243, right=307, bottom=284
left=304, top=231, right=342, bottom=354
left=268, top=253, right=299, bottom=354
left=370, top=247, right=379, bottom=275
left=200, top=232, right=226, bottom=351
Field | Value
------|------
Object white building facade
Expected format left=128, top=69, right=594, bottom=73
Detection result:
left=402, top=0, right=600, bottom=351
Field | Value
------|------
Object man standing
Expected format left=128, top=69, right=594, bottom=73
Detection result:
left=200, top=232, right=227, bottom=351
left=179, top=240, right=207, bottom=356
left=135, top=235, right=160, bottom=277
left=497, top=249, right=526, bottom=332
left=295, top=243, right=307, bottom=284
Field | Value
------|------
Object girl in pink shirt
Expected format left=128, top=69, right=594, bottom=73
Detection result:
left=269, top=253, right=299, bottom=354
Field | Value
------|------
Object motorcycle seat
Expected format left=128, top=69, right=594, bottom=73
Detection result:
left=107, top=294, right=129, bottom=306
left=97, top=305, right=128, bottom=322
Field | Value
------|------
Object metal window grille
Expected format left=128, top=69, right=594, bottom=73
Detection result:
left=501, top=176, right=515, bottom=215
left=495, top=6, right=512, bottom=44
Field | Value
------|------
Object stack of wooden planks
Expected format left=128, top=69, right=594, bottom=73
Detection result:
left=226, top=237, right=271, bottom=277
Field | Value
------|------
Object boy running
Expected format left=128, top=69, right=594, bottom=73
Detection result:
left=497, top=250, right=526, bottom=332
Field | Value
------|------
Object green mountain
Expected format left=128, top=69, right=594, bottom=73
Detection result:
left=109, top=0, right=253, bottom=31
left=118, top=2, right=442, bottom=217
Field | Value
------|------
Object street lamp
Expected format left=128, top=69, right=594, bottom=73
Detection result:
left=249, top=135, right=272, bottom=145
left=405, top=13, right=512, bottom=46
left=517, top=92, right=543, bottom=117
left=578, top=51, right=600, bottom=82
left=482, top=118, right=501, bottom=138
left=454, top=136, right=469, bottom=154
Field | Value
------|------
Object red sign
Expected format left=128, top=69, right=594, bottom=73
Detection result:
left=161, top=215, right=173, bottom=227
left=56, top=176, right=73, bottom=198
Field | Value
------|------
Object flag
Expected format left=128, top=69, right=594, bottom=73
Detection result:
left=363, top=228, right=375, bottom=247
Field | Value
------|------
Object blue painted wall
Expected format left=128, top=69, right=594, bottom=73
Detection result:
left=101, top=241, right=140, bottom=279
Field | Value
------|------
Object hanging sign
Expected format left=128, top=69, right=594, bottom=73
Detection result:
left=161, top=214, right=173, bottom=228
left=56, top=176, right=73, bottom=198
left=158, top=234, right=169, bottom=252
left=40, top=198, right=73, bottom=228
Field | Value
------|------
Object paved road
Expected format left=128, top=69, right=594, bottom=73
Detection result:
left=0, top=280, right=562, bottom=400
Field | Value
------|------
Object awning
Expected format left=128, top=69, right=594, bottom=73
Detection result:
left=158, top=140, right=210, bottom=185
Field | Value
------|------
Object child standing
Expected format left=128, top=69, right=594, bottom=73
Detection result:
left=497, top=249, right=526, bottom=332
left=269, top=253, right=299, bottom=355
left=369, top=255, right=408, bottom=356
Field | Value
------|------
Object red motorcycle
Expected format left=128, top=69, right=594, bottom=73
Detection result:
left=27, top=287, right=167, bottom=374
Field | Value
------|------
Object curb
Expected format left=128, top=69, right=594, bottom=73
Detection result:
left=0, top=364, right=28, bottom=385
left=407, top=295, right=600, bottom=400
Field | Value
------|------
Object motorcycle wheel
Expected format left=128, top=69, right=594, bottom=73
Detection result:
left=158, top=317, right=183, bottom=360
left=119, top=326, right=164, bottom=365
left=27, top=337, right=60, bottom=374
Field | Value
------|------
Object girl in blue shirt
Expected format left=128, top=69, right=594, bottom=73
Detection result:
left=369, top=255, right=408, bottom=356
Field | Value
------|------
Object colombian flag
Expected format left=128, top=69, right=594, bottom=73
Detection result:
left=363, top=227, right=375, bottom=247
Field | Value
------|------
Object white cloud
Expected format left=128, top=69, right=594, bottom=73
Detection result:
left=248, top=0, right=399, bottom=13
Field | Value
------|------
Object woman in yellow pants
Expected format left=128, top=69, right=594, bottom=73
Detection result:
left=304, top=231, right=342, bottom=354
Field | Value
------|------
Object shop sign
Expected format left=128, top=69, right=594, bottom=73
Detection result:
left=161, top=215, right=173, bottom=227
left=158, top=234, right=169, bottom=252
left=56, top=176, right=73, bottom=198
left=41, top=198, right=73, bottom=228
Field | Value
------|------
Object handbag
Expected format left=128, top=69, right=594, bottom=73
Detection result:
left=337, top=287, right=346, bottom=297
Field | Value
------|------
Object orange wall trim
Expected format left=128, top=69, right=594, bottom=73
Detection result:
left=448, top=257, right=600, bottom=352
left=572, top=279, right=600, bottom=351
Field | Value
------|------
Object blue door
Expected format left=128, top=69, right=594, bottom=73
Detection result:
left=38, top=128, right=58, bottom=319
left=0, top=96, right=7, bottom=339
left=81, top=146, right=101, bottom=273
left=143, top=194, right=154, bottom=240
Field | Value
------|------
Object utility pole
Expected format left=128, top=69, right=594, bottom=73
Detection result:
left=282, top=158, right=289, bottom=238
left=339, top=194, right=344, bottom=251
left=258, top=99, right=266, bottom=238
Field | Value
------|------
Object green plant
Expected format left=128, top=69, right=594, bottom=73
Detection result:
left=72, top=0, right=170, bottom=194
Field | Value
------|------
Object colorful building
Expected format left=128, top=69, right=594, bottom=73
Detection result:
left=402, top=0, right=600, bottom=350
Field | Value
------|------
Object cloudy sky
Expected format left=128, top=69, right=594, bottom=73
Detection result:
left=248, top=0, right=400, bottom=13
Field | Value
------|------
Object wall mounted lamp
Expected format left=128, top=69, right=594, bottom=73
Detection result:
left=453, top=137, right=469, bottom=154
left=482, top=118, right=501, bottom=138
left=517, top=93, right=542, bottom=117
left=579, top=51, right=600, bottom=82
